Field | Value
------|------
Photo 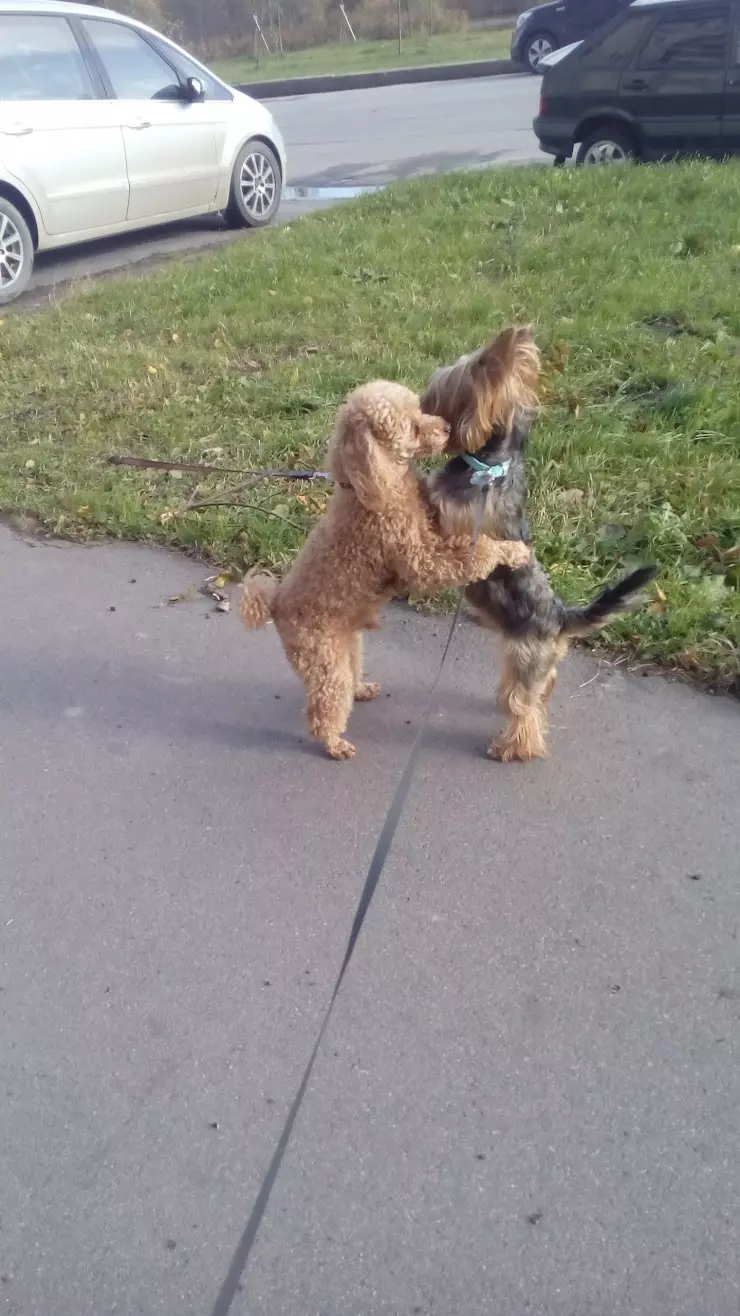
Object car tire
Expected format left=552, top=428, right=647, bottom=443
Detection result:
left=576, top=126, right=636, bottom=166
left=0, top=197, right=34, bottom=305
left=525, top=32, right=556, bottom=72
left=225, top=139, right=282, bottom=229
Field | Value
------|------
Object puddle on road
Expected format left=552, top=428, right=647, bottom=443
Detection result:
left=283, top=184, right=385, bottom=201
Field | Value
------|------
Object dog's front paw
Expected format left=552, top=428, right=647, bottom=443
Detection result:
left=487, top=736, right=547, bottom=763
left=355, top=681, right=381, bottom=702
left=502, top=541, right=532, bottom=570
left=326, top=737, right=356, bottom=761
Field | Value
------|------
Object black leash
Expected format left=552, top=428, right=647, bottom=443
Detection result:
left=107, top=454, right=331, bottom=481
left=209, top=500, right=488, bottom=1316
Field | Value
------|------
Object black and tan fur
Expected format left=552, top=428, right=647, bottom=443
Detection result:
left=422, top=326, right=658, bottom=762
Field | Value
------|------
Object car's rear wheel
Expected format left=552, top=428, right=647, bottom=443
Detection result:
left=0, top=198, right=34, bottom=305
left=225, top=140, right=282, bottom=229
left=576, top=126, right=636, bottom=166
left=525, top=32, right=555, bottom=71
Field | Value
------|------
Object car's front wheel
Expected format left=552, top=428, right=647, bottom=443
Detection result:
left=525, top=32, right=555, bottom=71
left=225, top=140, right=282, bottom=229
left=576, top=126, right=636, bottom=166
left=0, top=197, right=34, bottom=305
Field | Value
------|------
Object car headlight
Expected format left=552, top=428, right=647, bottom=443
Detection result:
left=515, top=9, right=532, bottom=29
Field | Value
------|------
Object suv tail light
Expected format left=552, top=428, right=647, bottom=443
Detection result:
left=539, top=94, right=548, bottom=116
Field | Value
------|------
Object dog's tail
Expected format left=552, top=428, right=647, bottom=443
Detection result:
left=559, top=565, right=658, bottom=638
left=239, top=572, right=279, bottom=630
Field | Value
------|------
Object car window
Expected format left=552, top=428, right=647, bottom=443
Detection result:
left=584, top=14, right=651, bottom=66
left=82, top=19, right=181, bottom=100
left=566, top=0, right=620, bottom=20
left=0, top=15, right=94, bottom=101
left=637, top=9, right=729, bottom=70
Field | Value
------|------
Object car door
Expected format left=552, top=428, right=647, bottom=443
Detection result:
left=78, top=16, right=220, bottom=223
left=0, top=12, right=128, bottom=238
left=618, top=4, right=729, bottom=158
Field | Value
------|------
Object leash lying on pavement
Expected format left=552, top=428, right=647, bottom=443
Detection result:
left=208, top=495, right=490, bottom=1316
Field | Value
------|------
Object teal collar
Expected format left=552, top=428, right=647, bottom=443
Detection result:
left=463, top=453, right=511, bottom=487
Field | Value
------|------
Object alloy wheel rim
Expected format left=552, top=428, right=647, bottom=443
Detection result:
left=584, top=140, right=628, bottom=165
left=529, top=36, right=553, bottom=67
left=239, top=152, right=277, bottom=219
left=0, top=212, right=24, bottom=290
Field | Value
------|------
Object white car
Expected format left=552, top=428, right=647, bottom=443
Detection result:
left=0, top=0, right=287, bottom=303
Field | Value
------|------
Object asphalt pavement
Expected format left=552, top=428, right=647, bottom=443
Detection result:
left=23, top=75, right=541, bottom=303
left=2, top=522, right=739, bottom=1316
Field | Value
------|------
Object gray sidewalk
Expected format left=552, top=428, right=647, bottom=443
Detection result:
left=1, top=523, right=739, bottom=1316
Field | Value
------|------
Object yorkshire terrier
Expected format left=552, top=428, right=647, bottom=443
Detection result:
left=422, top=326, right=657, bottom=762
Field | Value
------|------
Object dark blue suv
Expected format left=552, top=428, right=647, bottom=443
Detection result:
left=511, top=0, right=632, bottom=71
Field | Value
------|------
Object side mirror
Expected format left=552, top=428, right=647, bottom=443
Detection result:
left=184, top=76, right=204, bottom=102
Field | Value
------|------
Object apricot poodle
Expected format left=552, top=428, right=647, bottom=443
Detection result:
left=239, top=380, right=531, bottom=760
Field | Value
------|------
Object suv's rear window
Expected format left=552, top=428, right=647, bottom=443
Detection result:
left=0, top=14, right=94, bottom=101
left=637, top=8, right=729, bottom=69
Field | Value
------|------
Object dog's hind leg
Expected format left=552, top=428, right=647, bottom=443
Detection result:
left=489, top=638, right=558, bottom=763
left=542, top=636, right=569, bottom=705
left=304, top=641, right=357, bottom=760
left=351, top=632, right=380, bottom=703
left=276, top=624, right=357, bottom=760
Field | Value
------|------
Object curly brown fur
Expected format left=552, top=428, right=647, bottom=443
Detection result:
left=422, top=327, right=657, bottom=762
left=240, top=380, right=531, bottom=761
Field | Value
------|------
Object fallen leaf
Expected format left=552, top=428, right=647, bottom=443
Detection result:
left=295, top=494, right=308, bottom=505
left=721, top=545, right=740, bottom=562
left=547, top=342, right=570, bottom=374
left=166, top=586, right=196, bottom=605
left=216, top=599, right=230, bottom=614
left=654, top=584, right=667, bottom=603
left=695, top=533, right=719, bottom=550
left=24, top=459, right=35, bottom=470
left=168, top=470, right=183, bottom=480
left=147, top=365, right=158, bottom=376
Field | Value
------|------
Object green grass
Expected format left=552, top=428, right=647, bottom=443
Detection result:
left=213, top=29, right=511, bottom=85
left=2, top=162, right=740, bottom=691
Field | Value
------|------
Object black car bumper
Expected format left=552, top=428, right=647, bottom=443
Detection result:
left=533, top=116, right=574, bottom=159
left=510, top=29, right=527, bottom=63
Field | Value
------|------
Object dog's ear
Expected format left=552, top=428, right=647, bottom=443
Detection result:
left=473, top=325, right=534, bottom=387
left=467, top=325, right=540, bottom=439
left=329, top=408, right=401, bottom=513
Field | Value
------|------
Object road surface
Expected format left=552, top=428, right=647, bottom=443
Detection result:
left=2, top=523, right=739, bottom=1315
left=24, top=75, right=540, bottom=302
